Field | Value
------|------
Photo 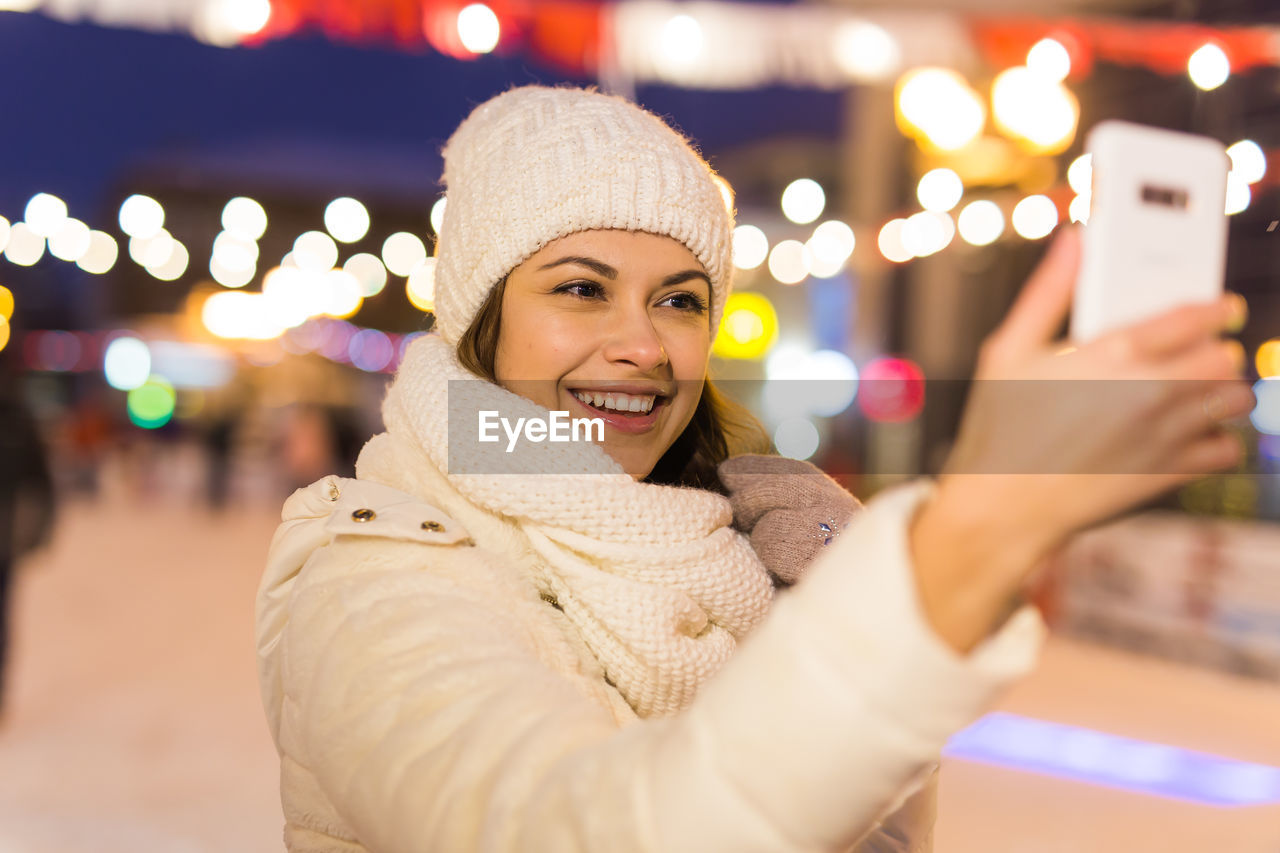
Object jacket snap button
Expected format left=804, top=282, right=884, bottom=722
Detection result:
left=327, top=481, right=340, bottom=501
left=351, top=508, right=376, bottom=522
left=421, top=520, right=443, bottom=532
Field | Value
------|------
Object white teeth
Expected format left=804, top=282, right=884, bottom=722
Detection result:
left=628, top=397, right=642, bottom=413
left=572, top=391, right=657, bottom=414
left=593, top=393, right=604, bottom=408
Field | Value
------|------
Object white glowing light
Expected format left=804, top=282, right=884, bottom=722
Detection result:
left=991, top=66, right=1079, bottom=153
left=149, top=241, right=189, bottom=281
left=103, top=337, right=151, bottom=391
left=806, top=220, right=856, bottom=278
left=129, top=229, right=175, bottom=269
left=48, top=217, right=92, bottom=262
left=383, top=232, right=428, bottom=277
left=0, top=217, right=9, bottom=255
left=1188, top=43, right=1230, bottom=91
left=324, top=197, right=370, bottom=243
left=3, top=223, right=45, bottom=266
left=902, top=211, right=954, bottom=257
left=1069, top=194, right=1092, bottom=225
left=774, top=417, right=820, bottom=461
left=656, top=14, right=703, bottom=73
left=0, top=0, right=41, bottom=10
left=77, top=231, right=118, bottom=274
left=294, top=231, right=339, bottom=273
left=430, top=197, right=447, bottom=235
left=195, top=0, right=273, bottom=46
left=1227, top=140, right=1266, bottom=185
left=1026, top=37, right=1071, bottom=82
left=833, top=21, right=900, bottom=81
left=1225, top=173, right=1251, bottom=215
left=262, top=267, right=314, bottom=329
left=203, top=291, right=284, bottom=340
left=781, top=178, right=826, bottom=225
left=210, top=257, right=255, bottom=288
left=213, top=231, right=259, bottom=273
left=119, top=194, right=165, bottom=239
left=731, top=224, right=769, bottom=271
left=877, top=218, right=912, bottom=263
left=221, top=196, right=268, bottom=241
left=324, top=269, right=363, bottom=318
left=767, top=239, right=812, bottom=285
left=1067, top=153, right=1093, bottom=195
left=957, top=200, right=1005, bottom=246
left=457, top=3, right=500, bottom=54
left=1012, top=195, right=1059, bottom=239
left=344, top=253, right=389, bottom=297
left=407, top=257, right=438, bottom=312
left=1250, top=379, right=1280, bottom=436
left=916, top=168, right=964, bottom=213
left=897, top=68, right=986, bottom=151
left=24, top=193, right=68, bottom=238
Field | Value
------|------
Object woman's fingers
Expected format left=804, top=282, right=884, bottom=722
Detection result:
left=1110, top=293, right=1245, bottom=361
left=983, top=227, right=1081, bottom=363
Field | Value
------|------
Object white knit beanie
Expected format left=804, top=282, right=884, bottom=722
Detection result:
left=430, top=85, right=735, bottom=345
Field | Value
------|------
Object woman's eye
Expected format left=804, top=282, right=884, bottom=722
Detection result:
left=661, top=292, right=708, bottom=313
left=555, top=281, right=604, bottom=299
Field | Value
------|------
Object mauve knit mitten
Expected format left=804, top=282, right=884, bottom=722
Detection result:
left=717, top=454, right=863, bottom=587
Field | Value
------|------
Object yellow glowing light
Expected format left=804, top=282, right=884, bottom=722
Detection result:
left=1256, top=340, right=1280, bottom=379
left=1012, top=195, right=1059, bottom=239
left=25, top=193, right=68, bottom=239
left=781, top=178, right=825, bottom=226
left=1026, top=38, right=1071, bottom=82
left=0, top=0, right=41, bottom=11
left=1188, top=43, right=1230, bottom=91
left=457, top=3, right=500, bottom=54
left=1227, top=140, right=1266, bottom=185
left=324, top=270, right=364, bottom=319
left=324, top=197, right=371, bottom=243
left=0, top=317, right=8, bottom=352
left=78, top=231, right=118, bottom=274
left=712, top=292, right=778, bottom=360
left=957, top=200, right=1004, bottom=246
left=48, top=217, right=92, bottom=262
left=383, top=232, right=428, bottom=277
left=1067, top=153, right=1093, bottom=195
left=1225, top=173, right=1251, bottom=215
left=991, top=66, right=1079, bottom=155
left=406, top=257, right=438, bottom=312
left=833, top=21, right=900, bottom=81
left=895, top=68, right=986, bottom=152
left=119, top=194, right=165, bottom=239
left=916, top=168, right=964, bottom=213
left=0, top=285, right=12, bottom=321
left=732, top=224, right=769, bottom=271
left=221, top=196, right=268, bottom=241
left=877, top=218, right=912, bottom=263
left=202, top=291, right=283, bottom=340
left=767, top=239, right=812, bottom=285
left=3, top=223, right=45, bottom=266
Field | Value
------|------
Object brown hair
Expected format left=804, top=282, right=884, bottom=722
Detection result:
left=454, top=276, right=772, bottom=493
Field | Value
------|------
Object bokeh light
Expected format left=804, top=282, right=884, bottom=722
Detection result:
left=957, top=200, right=1005, bottom=246
left=1188, top=43, right=1230, bottom=91
left=1012, top=195, right=1059, bottom=239
left=406, top=257, right=438, bottom=311
left=457, top=3, right=500, bottom=54
left=324, top=197, right=371, bottom=243
left=430, top=197, right=447, bottom=235
left=1225, top=173, right=1251, bottom=215
left=213, top=231, right=259, bottom=273
left=1227, top=140, right=1266, bottom=185
left=806, top=220, right=856, bottom=277
left=344, top=253, right=389, bottom=297
left=0, top=285, right=12, bottom=321
left=1026, top=37, right=1072, bottom=82
left=1069, top=194, right=1092, bottom=225
left=877, top=218, right=912, bottom=263
left=129, top=229, right=175, bottom=269
left=149, top=241, right=190, bottom=281
left=4, top=223, right=45, bottom=266
left=781, top=178, right=826, bottom=225
left=385, top=232, right=429, bottom=277
left=774, top=418, right=820, bottom=461
left=1250, top=379, right=1280, bottom=436
left=656, top=14, right=704, bottom=75
left=902, top=211, right=954, bottom=257
left=917, top=168, right=964, bottom=213
left=127, top=376, right=177, bottom=429
left=732, top=224, right=769, bottom=271
left=991, top=66, right=1080, bottom=154
left=859, top=356, right=925, bottom=422
left=895, top=68, right=986, bottom=151
left=48, top=217, right=92, bottom=262
left=119, top=194, right=165, bottom=239
left=203, top=291, right=284, bottom=339
left=833, top=21, right=900, bottom=81
left=712, top=292, right=778, bottom=360
left=294, top=231, right=339, bottom=273
left=210, top=257, right=255, bottom=288
left=221, top=196, right=268, bottom=241
left=1256, top=340, right=1280, bottom=379
left=103, top=336, right=152, bottom=391
left=767, top=239, right=812, bottom=285
left=323, top=270, right=364, bottom=319
left=78, top=231, right=118, bottom=274
left=1067, top=153, right=1093, bottom=195
left=0, top=217, right=9, bottom=254
left=0, top=318, right=10, bottom=353
left=24, top=193, right=68, bottom=238
left=349, top=329, right=395, bottom=372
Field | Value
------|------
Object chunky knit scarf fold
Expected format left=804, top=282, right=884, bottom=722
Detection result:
left=358, top=333, right=775, bottom=718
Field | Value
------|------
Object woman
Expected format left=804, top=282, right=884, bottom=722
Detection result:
left=256, top=85, right=1250, bottom=852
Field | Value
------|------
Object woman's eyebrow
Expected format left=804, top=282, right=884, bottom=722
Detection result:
left=661, top=270, right=711, bottom=290
left=537, top=256, right=618, bottom=279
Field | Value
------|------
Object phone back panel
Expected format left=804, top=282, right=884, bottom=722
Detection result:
left=1070, top=120, right=1229, bottom=343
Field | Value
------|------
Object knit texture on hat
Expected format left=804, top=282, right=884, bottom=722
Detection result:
left=432, top=85, right=735, bottom=345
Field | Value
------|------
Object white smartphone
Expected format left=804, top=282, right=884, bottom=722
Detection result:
left=1070, top=120, right=1230, bottom=343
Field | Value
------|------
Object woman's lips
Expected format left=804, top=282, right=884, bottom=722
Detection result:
left=567, top=391, right=666, bottom=435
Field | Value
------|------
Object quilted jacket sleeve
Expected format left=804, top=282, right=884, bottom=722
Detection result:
left=262, top=478, right=1044, bottom=853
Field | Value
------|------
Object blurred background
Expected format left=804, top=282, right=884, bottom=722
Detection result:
left=1, top=0, right=1279, bottom=850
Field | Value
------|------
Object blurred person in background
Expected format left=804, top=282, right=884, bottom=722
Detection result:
left=255, top=86, right=1250, bottom=852
left=0, top=343, right=55, bottom=719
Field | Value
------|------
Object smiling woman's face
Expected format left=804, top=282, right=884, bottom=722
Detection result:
left=493, top=230, right=713, bottom=480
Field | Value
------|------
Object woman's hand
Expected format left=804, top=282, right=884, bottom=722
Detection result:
left=910, top=227, right=1253, bottom=652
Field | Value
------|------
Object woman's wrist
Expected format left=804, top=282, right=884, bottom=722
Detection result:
left=907, top=477, right=1057, bottom=654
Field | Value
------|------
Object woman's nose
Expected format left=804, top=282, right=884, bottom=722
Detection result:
left=602, top=307, right=668, bottom=372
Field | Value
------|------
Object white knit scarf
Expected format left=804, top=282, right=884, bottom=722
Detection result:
left=357, top=333, right=775, bottom=718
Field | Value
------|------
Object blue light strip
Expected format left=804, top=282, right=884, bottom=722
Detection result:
left=943, top=712, right=1280, bottom=807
